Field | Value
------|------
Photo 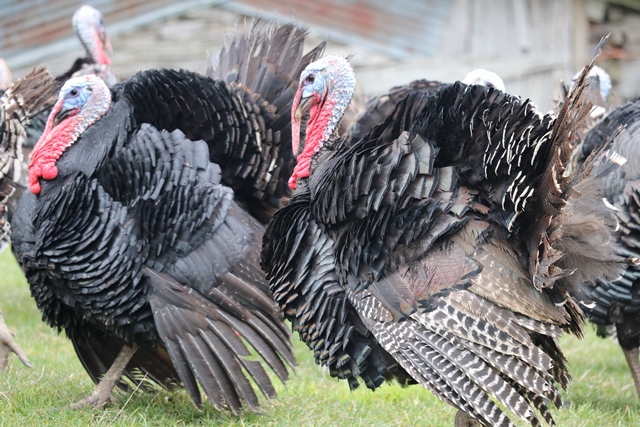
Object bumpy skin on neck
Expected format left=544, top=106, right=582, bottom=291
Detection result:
left=73, top=5, right=111, bottom=65
left=289, top=93, right=334, bottom=189
left=28, top=75, right=111, bottom=195
left=88, top=32, right=111, bottom=66
left=289, top=56, right=355, bottom=190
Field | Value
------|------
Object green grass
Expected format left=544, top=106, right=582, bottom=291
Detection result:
left=0, top=248, right=638, bottom=427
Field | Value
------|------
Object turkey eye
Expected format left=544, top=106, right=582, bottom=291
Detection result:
left=305, top=74, right=315, bottom=84
left=70, top=88, right=79, bottom=97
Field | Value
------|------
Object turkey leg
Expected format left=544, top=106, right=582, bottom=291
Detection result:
left=454, top=409, right=483, bottom=427
left=0, top=309, right=31, bottom=371
left=71, top=343, right=139, bottom=409
left=622, top=346, right=640, bottom=399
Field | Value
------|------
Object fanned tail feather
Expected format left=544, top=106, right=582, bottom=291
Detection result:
left=530, top=35, right=625, bottom=318
left=206, top=20, right=326, bottom=221
left=1, top=68, right=59, bottom=251
left=351, top=287, right=566, bottom=427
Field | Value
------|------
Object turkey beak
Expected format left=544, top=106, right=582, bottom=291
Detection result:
left=52, top=108, right=74, bottom=128
left=294, top=95, right=312, bottom=122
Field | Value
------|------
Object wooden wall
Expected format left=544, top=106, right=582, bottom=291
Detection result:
left=585, top=0, right=640, bottom=102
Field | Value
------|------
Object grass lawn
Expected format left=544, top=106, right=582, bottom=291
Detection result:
left=0, top=248, right=638, bottom=427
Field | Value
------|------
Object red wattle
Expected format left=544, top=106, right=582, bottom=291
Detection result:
left=29, top=166, right=42, bottom=195
left=288, top=98, right=335, bottom=190
left=29, top=108, right=80, bottom=195
left=42, top=164, right=59, bottom=180
left=289, top=152, right=312, bottom=190
left=93, top=33, right=111, bottom=65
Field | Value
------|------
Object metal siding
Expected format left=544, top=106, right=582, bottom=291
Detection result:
left=230, top=0, right=452, bottom=59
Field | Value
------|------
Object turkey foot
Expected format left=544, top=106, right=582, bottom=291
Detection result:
left=0, top=309, right=31, bottom=372
left=71, top=343, right=138, bottom=409
left=454, top=410, right=483, bottom=427
left=622, top=346, right=640, bottom=399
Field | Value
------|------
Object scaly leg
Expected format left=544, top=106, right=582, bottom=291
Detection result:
left=454, top=409, right=484, bottom=427
left=0, top=309, right=31, bottom=372
left=622, top=346, right=640, bottom=399
left=71, top=343, right=139, bottom=409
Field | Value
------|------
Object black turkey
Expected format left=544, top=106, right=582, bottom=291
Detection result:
left=261, top=50, right=624, bottom=427
left=576, top=99, right=640, bottom=398
left=11, top=21, right=324, bottom=412
left=0, top=68, right=59, bottom=372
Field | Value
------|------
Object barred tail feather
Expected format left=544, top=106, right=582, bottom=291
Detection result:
left=351, top=288, right=565, bottom=427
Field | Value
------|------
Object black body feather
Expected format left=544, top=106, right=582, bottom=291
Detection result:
left=347, top=79, right=447, bottom=144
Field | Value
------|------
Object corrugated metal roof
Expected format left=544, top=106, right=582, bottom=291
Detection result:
left=228, top=0, right=452, bottom=59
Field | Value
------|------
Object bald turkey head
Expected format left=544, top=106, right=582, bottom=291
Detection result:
left=73, top=5, right=112, bottom=66
left=289, top=55, right=356, bottom=190
left=462, top=68, right=506, bottom=92
left=28, top=75, right=111, bottom=195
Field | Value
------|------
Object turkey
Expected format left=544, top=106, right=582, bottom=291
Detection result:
left=574, top=99, right=640, bottom=399
left=9, top=4, right=117, bottom=194
left=0, top=309, right=29, bottom=372
left=11, top=21, right=325, bottom=412
left=0, top=67, right=60, bottom=372
left=261, top=49, right=624, bottom=427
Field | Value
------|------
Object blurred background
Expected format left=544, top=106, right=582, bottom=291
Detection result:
left=1, top=0, right=639, bottom=112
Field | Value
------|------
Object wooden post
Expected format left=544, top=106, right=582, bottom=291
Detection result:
left=572, top=0, right=589, bottom=72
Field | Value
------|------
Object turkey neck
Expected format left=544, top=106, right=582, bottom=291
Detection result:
left=289, top=57, right=356, bottom=190
left=73, top=8, right=111, bottom=65
left=85, top=31, right=110, bottom=66
left=289, top=96, right=337, bottom=190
